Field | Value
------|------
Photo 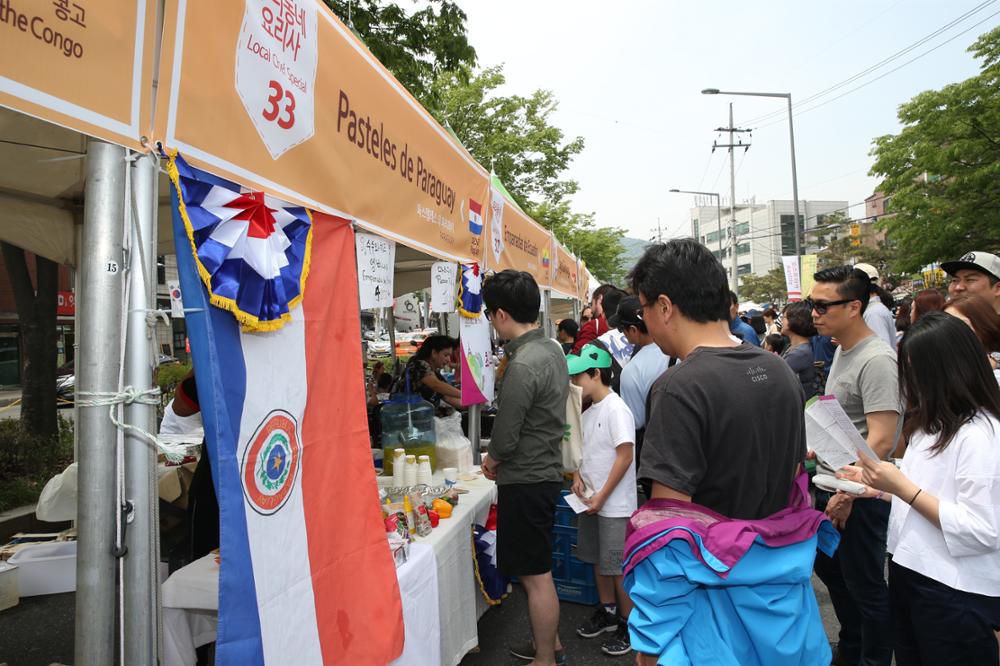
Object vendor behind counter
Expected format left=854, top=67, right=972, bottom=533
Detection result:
left=393, top=335, right=462, bottom=413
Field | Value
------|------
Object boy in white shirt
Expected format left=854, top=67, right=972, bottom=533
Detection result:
left=567, top=343, right=637, bottom=658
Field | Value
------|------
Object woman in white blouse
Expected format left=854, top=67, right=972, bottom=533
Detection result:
left=841, top=311, right=1000, bottom=665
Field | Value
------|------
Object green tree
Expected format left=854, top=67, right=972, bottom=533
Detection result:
left=869, top=26, right=1000, bottom=272
left=814, top=213, right=903, bottom=284
left=429, top=66, right=584, bottom=207
left=428, top=67, right=625, bottom=283
left=323, top=0, right=477, bottom=108
left=529, top=201, right=626, bottom=284
left=740, top=267, right=788, bottom=305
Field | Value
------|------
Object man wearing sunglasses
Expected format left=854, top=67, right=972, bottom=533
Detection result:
left=809, top=265, right=900, bottom=666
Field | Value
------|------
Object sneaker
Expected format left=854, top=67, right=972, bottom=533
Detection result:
left=601, top=623, right=632, bottom=657
left=576, top=606, right=618, bottom=638
left=509, top=641, right=567, bottom=665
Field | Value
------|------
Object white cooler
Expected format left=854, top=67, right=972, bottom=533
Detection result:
left=7, top=541, right=77, bottom=596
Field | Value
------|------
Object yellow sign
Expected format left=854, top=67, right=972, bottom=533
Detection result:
left=800, top=254, right=818, bottom=299
left=0, top=0, right=158, bottom=149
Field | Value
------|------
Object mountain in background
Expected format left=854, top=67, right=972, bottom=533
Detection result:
left=619, top=237, right=651, bottom=272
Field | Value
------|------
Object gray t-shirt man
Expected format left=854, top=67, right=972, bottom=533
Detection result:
left=817, top=334, right=899, bottom=475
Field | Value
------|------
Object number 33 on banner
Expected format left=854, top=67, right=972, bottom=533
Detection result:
left=236, top=0, right=318, bottom=159
left=263, top=81, right=296, bottom=130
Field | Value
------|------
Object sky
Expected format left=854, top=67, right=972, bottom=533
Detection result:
left=454, top=0, right=999, bottom=242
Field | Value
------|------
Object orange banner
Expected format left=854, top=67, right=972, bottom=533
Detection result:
left=552, top=243, right=578, bottom=298
left=0, top=0, right=157, bottom=149
left=154, top=0, right=488, bottom=263
left=485, top=189, right=552, bottom=288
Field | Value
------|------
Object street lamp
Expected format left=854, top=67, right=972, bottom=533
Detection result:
left=669, top=189, right=723, bottom=258
left=702, top=88, right=802, bottom=293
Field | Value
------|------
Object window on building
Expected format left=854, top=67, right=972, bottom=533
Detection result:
left=883, top=197, right=892, bottom=211
left=737, top=242, right=751, bottom=256
left=692, top=219, right=699, bottom=239
left=735, top=221, right=750, bottom=236
left=737, top=263, right=752, bottom=276
left=157, top=255, right=166, bottom=285
left=780, top=215, right=804, bottom=256
left=706, top=230, right=721, bottom=244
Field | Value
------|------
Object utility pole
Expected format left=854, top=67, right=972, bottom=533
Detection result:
left=711, top=103, right=751, bottom=297
left=657, top=217, right=662, bottom=243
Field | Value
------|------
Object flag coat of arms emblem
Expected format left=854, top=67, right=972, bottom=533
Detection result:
left=170, top=157, right=404, bottom=665
left=469, top=198, right=483, bottom=235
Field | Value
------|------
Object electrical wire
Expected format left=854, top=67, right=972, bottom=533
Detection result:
left=741, top=0, right=998, bottom=126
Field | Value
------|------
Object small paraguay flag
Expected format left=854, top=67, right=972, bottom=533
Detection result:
left=469, top=198, right=483, bottom=234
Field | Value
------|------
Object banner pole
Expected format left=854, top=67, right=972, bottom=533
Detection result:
left=75, top=139, right=127, bottom=666
left=469, top=402, right=482, bottom=466
left=123, top=152, right=159, bottom=666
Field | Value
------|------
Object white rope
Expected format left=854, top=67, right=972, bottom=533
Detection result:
left=76, top=388, right=203, bottom=462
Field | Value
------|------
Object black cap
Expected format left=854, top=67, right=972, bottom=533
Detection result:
left=609, top=295, right=643, bottom=329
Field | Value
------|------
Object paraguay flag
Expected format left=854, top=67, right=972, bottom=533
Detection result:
left=170, top=156, right=404, bottom=664
left=468, top=198, right=483, bottom=235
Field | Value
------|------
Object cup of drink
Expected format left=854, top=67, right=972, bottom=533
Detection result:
left=443, top=467, right=458, bottom=488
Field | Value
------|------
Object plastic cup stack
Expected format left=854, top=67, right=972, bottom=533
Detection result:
left=403, top=455, right=417, bottom=487
left=391, top=448, right=406, bottom=487
left=416, top=455, right=432, bottom=487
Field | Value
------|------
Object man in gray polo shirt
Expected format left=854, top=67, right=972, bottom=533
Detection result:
left=481, top=269, right=569, bottom=666
left=809, top=265, right=900, bottom=666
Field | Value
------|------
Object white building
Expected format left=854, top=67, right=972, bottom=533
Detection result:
left=688, top=199, right=848, bottom=285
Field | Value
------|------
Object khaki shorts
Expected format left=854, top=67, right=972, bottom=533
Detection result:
left=576, top=514, right=627, bottom=575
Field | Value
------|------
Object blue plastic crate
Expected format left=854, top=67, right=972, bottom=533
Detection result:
left=551, top=492, right=598, bottom=605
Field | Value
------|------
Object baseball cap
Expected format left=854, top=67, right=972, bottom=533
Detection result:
left=853, top=263, right=879, bottom=282
left=566, top=344, right=613, bottom=375
left=941, top=251, right=1000, bottom=281
left=607, top=295, right=643, bottom=329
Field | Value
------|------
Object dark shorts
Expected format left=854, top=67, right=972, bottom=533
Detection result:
left=496, top=482, right=561, bottom=577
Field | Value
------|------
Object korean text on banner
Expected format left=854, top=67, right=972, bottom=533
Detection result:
left=460, top=314, right=494, bottom=406
left=782, top=256, right=802, bottom=302
left=155, top=0, right=490, bottom=264
left=430, top=262, right=456, bottom=313
left=800, top=254, right=818, bottom=300
left=355, top=232, right=395, bottom=309
left=0, top=0, right=158, bottom=149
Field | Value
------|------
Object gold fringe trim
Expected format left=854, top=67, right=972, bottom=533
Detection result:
left=165, top=151, right=313, bottom=333
left=470, top=526, right=509, bottom=607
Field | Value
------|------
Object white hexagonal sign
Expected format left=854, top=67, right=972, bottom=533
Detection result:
left=236, top=0, right=319, bottom=159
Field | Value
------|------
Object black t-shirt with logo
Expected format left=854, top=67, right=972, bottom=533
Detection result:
left=639, top=343, right=806, bottom=520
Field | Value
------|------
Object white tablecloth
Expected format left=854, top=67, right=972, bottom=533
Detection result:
left=159, top=473, right=496, bottom=666
left=413, top=474, right=497, bottom=666
left=161, top=545, right=441, bottom=666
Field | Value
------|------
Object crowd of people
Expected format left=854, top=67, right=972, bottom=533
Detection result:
left=477, top=244, right=1000, bottom=666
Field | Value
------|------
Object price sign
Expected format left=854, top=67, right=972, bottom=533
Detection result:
left=355, top=232, right=395, bottom=309
left=236, top=0, right=318, bottom=158
left=430, top=262, right=456, bottom=313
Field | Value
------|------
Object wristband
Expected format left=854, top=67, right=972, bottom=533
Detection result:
left=907, top=488, right=922, bottom=505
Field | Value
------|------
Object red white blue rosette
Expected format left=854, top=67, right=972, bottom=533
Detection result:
left=166, top=152, right=312, bottom=331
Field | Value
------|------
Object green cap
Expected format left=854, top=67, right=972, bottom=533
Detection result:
left=566, top=344, right=613, bottom=375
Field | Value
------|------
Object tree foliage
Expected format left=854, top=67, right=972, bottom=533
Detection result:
left=430, top=66, right=584, bottom=206
left=814, top=213, right=903, bottom=284
left=323, top=0, right=477, bottom=108
left=869, top=26, right=1000, bottom=272
left=739, top=267, right=788, bottom=305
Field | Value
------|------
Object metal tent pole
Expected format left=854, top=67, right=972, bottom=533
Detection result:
left=75, top=139, right=127, bottom=666
left=469, top=402, right=482, bottom=466
left=123, top=152, right=159, bottom=666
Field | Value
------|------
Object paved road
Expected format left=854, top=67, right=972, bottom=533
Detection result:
left=0, top=580, right=839, bottom=666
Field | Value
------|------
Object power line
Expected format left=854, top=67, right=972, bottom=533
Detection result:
left=756, top=8, right=1000, bottom=130
left=741, top=0, right=998, bottom=126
